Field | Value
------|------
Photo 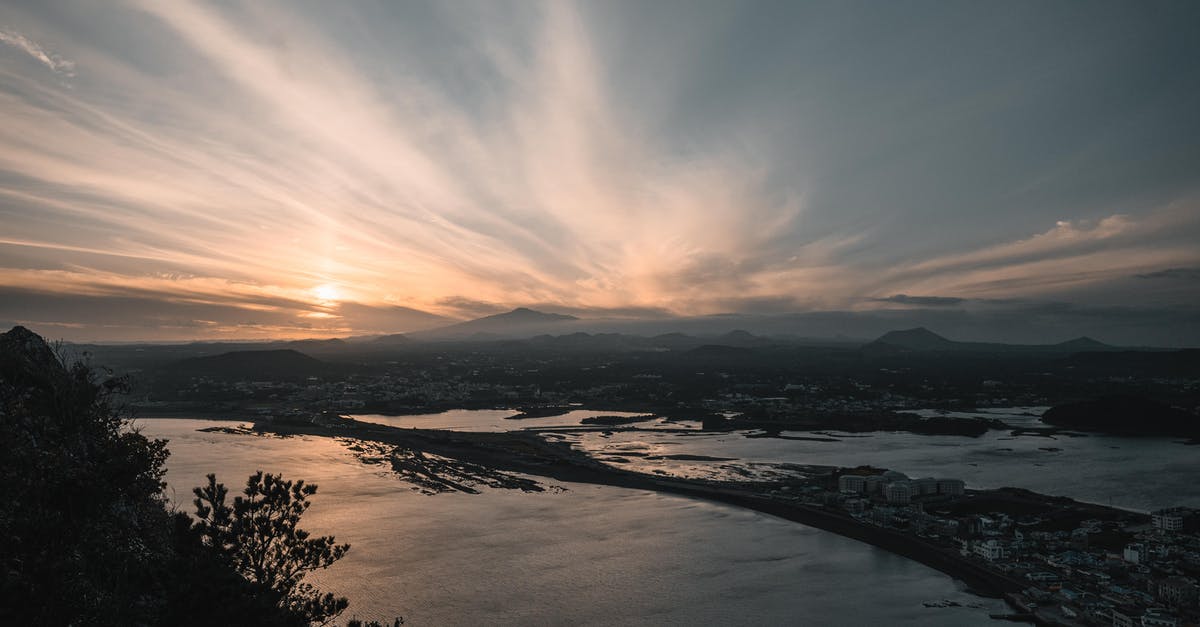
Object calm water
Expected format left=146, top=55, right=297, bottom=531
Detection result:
left=138, top=418, right=1007, bottom=625
left=563, top=407, right=1200, bottom=512
left=356, top=407, right=1200, bottom=511
left=353, top=408, right=678, bottom=432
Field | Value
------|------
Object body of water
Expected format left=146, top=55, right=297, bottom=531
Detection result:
left=563, top=407, right=1200, bottom=512
left=138, top=418, right=1006, bottom=625
left=352, top=408, right=683, bottom=432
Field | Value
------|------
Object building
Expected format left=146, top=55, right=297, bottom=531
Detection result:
left=1111, top=606, right=1140, bottom=627
left=863, top=475, right=886, bottom=495
left=936, top=479, right=965, bottom=496
left=884, top=481, right=913, bottom=504
left=972, top=539, right=1007, bottom=561
left=1123, top=543, right=1144, bottom=564
left=838, top=475, right=867, bottom=493
left=1151, top=508, right=1186, bottom=532
left=1156, top=577, right=1199, bottom=608
left=913, top=477, right=939, bottom=496
left=1141, top=608, right=1179, bottom=627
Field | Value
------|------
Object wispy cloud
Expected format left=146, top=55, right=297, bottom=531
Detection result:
left=1136, top=267, right=1200, bottom=281
left=0, top=28, right=74, bottom=76
left=0, top=1, right=1198, bottom=339
left=873, top=294, right=966, bottom=307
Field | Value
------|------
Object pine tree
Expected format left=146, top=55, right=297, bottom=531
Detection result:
left=193, top=471, right=351, bottom=625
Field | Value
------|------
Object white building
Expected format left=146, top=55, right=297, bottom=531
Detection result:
left=972, top=539, right=1008, bottom=561
left=1151, top=508, right=1186, bottom=532
left=884, top=481, right=913, bottom=504
left=1123, top=543, right=1145, bottom=564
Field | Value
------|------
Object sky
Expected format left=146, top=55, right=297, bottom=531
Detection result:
left=1, top=0, right=1198, bottom=343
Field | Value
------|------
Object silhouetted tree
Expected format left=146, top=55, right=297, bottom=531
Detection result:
left=0, top=327, right=173, bottom=624
left=193, top=471, right=351, bottom=625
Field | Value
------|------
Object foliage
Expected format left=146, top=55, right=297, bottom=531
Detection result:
left=0, top=326, right=372, bottom=626
left=193, top=471, right=351, bottom=625
left=1, top=327, right=174, bottom=624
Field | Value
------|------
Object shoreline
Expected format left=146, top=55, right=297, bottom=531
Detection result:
left=260, top=418, right=1053, bottom=616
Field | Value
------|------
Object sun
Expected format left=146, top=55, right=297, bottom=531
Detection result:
left=312, top=283, right=342, bottom=303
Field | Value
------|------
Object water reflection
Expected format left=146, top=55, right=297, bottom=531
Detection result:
left=139, top=418, right=1006, bottom=625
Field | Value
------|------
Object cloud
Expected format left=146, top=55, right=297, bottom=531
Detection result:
left=873, top=294, right=966, bottom=307
left=0, top=28, right=74, bottom=76
left=1136, top=267, right=1200, bottom=281
left=867, top=204, right=1200, bottom=302
left=1, top=2, right=1199, bottom=340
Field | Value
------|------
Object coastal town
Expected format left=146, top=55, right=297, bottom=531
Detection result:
left=794, top=469, right=1200, bottom=626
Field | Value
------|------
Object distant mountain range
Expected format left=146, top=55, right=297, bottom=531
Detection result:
left=863, top=327, right=1119, bottom=354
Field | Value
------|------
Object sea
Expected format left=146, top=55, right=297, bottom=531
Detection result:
left=136, top=407, right=1198, bottom=625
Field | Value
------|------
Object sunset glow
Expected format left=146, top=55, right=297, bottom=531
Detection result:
left=1, top=1, right=1197, bottom=342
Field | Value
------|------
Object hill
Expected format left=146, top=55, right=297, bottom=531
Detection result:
left=1041, top=396, right=1198, bottom=437
left=870, top=327, right=957, bottom=351
left=415, top=307, right=578, bottom=340
left=165, top=349, right=330, bottom=379
left=864, top=328, right=1120, bottom=354
left=1054, top=336, right=1113, bottom=351
left=370, top=333, right=413, bottom=346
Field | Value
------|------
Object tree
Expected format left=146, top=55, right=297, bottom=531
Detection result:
left=1, top=327, right=173, bottom=624
left=193, top=471, right=351, bottom=625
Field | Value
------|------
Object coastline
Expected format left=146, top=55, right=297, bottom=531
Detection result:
left=260, top=417, right=1063, bottom=617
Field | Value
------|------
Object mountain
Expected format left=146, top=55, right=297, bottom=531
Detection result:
left=165, top=349, right=329, bottom=379
left=414, top=307, right=579, bottom=340
left=868, top=327, right=957, bottom=351
left=283, top=338, right=346, bottom=352
left=370, top=333, right=413, bottom=346
left=715, top=330, right=771, bottom=347
left=1054, top=336, right=1114, bottom=351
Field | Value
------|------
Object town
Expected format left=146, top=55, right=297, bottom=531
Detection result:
left=777, top=468, right=1200, bottom=626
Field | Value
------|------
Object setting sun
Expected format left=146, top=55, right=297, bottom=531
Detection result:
left=312, top=283, right=342, bottom=303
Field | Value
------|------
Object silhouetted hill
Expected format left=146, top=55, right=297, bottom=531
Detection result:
left=870, top=327, right=956, bottom=351
left=1042, top=396, right=1198, bottom=437
left=865, top=328, right=1127, bottom=354
left=166, top=349, right=329, bottom=379
left=370, top=333, right=413, bottom=346
left=415, top=307, right=579, bottom=339
left=1054, top=336, right=1114, bottom=351
left=650, top=333, right=698, bottom=350
left=0, top=325, right=63, bottom=383
left=283, top=338, right=346, bottom=352
left=716, top=330, right=771, bottom=347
